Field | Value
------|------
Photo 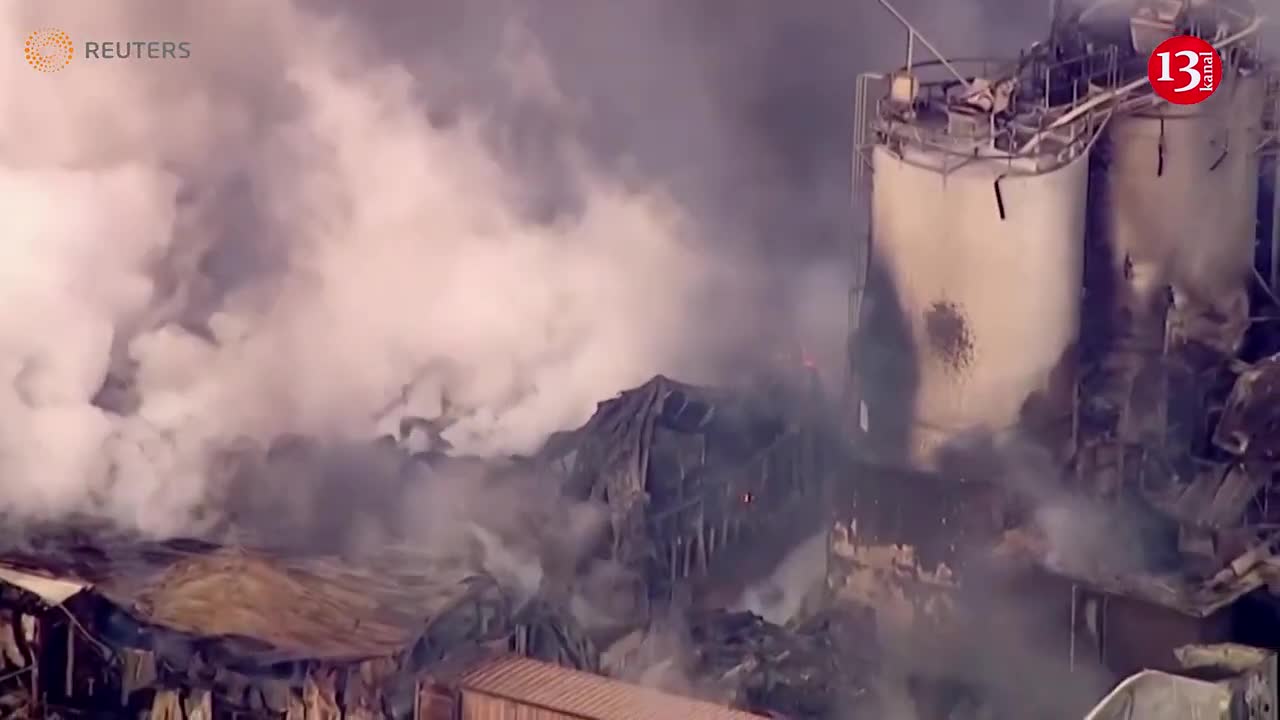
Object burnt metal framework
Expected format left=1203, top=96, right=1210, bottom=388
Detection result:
left=646, top=421, right=824, bottom=590
left=544, top=375, right=830, bottom=604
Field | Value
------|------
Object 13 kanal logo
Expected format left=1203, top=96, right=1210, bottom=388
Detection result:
left=24, top=28, right=73, bottom=72
left=1147, top=34, right=1221, bottom=105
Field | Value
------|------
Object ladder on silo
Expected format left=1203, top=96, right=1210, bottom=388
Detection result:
left=852, top=73, right=875, bottom=192
left=1268, top=72, right=1280, bottom=292
left=1263, top=73, right=1279, bottom=148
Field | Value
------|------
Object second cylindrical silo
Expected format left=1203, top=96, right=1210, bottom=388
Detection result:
left=1079, top=63, right=1267, bottom=488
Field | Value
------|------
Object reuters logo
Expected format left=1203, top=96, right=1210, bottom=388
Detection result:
left=25, top=29, right=73, bottom=72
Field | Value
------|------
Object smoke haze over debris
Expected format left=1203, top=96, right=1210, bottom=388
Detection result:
left=0, top=0, right=1044, bottom=540
left=0, top=1, right=1131, bottom=717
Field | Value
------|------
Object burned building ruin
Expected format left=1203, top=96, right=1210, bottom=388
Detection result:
left=538, top=373, right=832, bottom=607
left=0, top=368, right=837, bottom=719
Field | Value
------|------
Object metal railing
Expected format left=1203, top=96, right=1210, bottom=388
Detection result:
left=875, top=0, right=970, bottom=89
left=853, top=0, right=1124, bottom=189
left=853, top=44, right=1121, bottom=189
left=851, top=72, right=884, bottom=190
left=1018, top=10, right=1266, bottom=153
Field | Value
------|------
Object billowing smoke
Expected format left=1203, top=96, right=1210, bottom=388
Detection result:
left=0, top=0, right=753, bottom=535
left=734, top=530, right=827, bottom=625
left=0, top=0, right=1058, bottom=539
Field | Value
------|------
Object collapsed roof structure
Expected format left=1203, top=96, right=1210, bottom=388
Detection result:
left=0, top=532, right=597, bottom=718
left=536, top=373, right=831, bottom=606
left=0, top=372, right=837, bottom=718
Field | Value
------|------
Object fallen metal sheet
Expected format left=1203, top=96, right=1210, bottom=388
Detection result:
left=1170, top=463, right=1268, bottom=530
left=0, top=566, right=88, bottom=605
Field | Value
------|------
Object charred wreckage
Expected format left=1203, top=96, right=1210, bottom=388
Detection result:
left=7, top=0, right=1280, bottom=718
left=0, top=368, right=843, bottom=719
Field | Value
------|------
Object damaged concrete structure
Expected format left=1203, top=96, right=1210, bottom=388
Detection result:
left=843, top=0, right=1280, bottom=709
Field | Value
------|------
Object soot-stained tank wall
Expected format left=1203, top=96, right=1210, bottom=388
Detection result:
left=1080, top=70, right=1266, bottom=470
left=1098, top=71, right=1265, bottom=308
left=864, top=143, right=1089, bottom=471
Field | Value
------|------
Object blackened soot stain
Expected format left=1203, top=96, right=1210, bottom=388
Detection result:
left=924, top=301, right=974, bottom=372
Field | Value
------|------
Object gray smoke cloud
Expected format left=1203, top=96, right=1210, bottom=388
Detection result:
left=0, top=0, right=1054, bottom=538
left=0, top=1, right=754, bottom=535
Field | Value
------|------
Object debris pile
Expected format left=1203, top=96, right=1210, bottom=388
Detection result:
left=0, top=373, right=836, bottom=718
left=0, top=531, right=598, bottom=718
left=683, top=607, right=880, bottom=719
left=537, top=374, right=831, bottom=605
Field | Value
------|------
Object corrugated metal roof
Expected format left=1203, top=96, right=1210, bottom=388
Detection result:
left=0, top=536, right=481, bottom=661
left=457, top=656, right=765, bottom=720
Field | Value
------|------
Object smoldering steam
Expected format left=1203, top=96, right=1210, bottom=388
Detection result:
left=0, top=0, right=736, bottom=535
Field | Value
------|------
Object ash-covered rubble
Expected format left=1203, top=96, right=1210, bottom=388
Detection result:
left=0, top=371, right=835, bottom=718
left=982, top=344, right=1280, bottom=693
left=601, top=604, right=880, bottom=720
left=1041, top=348, right=1280, bottom=587
left=682, top=607, right=879, bottom=718
left=533, top=372, right=832, bottom=607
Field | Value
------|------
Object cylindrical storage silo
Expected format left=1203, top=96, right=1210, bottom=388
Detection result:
left=862, top=143, right=1090, bottom=471
left=1081, top=69, right=1267, bottom=464
left=1096, top=70, right=1266, bottom=351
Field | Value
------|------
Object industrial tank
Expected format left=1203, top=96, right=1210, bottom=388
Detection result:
left=854, top=50, right=1109, bottom=472
left=1096, top=70, right=1266, bottom=350
left=868, top=142, right=1090, bottom=470
left=1073, top=2, right=1270, bottom=491
left=836, top=26, right=1116, bottom=633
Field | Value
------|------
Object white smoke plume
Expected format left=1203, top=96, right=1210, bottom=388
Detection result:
left=0, top=1, right=727, bottom=535
left=733, top=530, right=827, bottom=626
